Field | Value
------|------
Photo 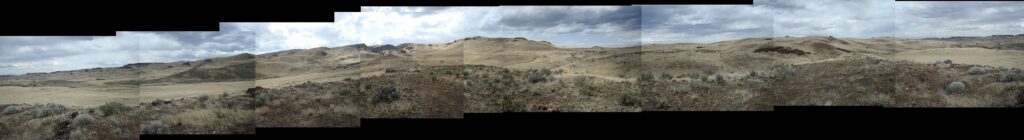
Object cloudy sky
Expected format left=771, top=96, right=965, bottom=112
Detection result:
left=766, top=0, right=896, bottom=38
left=354, top=6, right=640, bottom=48
left=498, top=6, right=641, bottom=48
left=0, top=36, right=136, bottom=75
left=641, top=5, right=772, bottom=44
left=223, top=19, right=358, bottom=54
left=896, top=1, right=1024, bottom=38
left=224, top=6, right=641, bottom=50
left=130, top=32, right=254, bottom=63
left=0, top=32, right=256, bottom=75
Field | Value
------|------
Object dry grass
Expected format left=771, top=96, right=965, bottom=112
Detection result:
left=137, top=92, right=255, bottom=134
left=0, top=103, right=138, bottom=140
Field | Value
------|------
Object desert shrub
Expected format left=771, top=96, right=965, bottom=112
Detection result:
left=527, top=70, right=549, bottom=83
left=70, top=113, right=95, bottom=128
left=573, top=77, right=595, bottom=96
left=384, top=68, right=400, bottom=73
left=196, top=94, right=210, bottom=102
left=689, top=82, right=710, bottom=94
left=336, top=87, right=355, bottom=95
left=946, top=81, right=966, bottom=94
left=370, top=86, right=401, bottom=104
left=70, top=128, right=86, bottom=140
left=715, top=75, right=726, bottom=84
left=617, top=91, right=643, bottom=107
left=669, top=85, right=688, bottom=94
left=149, top=99, right=171, bottom=107
left=245, top=86, right=266, bottom=97
left=35, top=103, right=69, bottom=118
left=639, top=72, right=655, bottom=82
left=141, top=121, right=170, bottom=134
left=221, top=92, right=230, bottom=98
left=660, top=73, right=673, bottom=81
left=1002, top=70, right=1024, bottom=82
left=2, top=105, right=24, bottom=115
left=252, top=92, right=273, bottom=107
left=218, top=99, right=239, bottom=108
left=968, top=66, right=987, bottom=75
left=497, top=97, right=526, bottom=112
left=98, top=102, right=130, bottom=116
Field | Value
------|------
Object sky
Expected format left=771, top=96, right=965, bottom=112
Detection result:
left=641, top=5, right=772, bottom=44
left=896, top=1, right=1024, bottom=38
left=3, top=2, right=1024, bottom=75
left=130, top=32, right=255, bottom=63
left=0, top=36, right=136, bottom=75
left=766, top=0, right=897, bottom=38
left=353, top=6, right=641, bottom=48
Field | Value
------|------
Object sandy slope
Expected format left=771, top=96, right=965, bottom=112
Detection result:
left=140, top=81, right=253, bottom=102
left=894, top=48, right=1024, bottom=69
left=0, top=86, right=136, bottom=107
